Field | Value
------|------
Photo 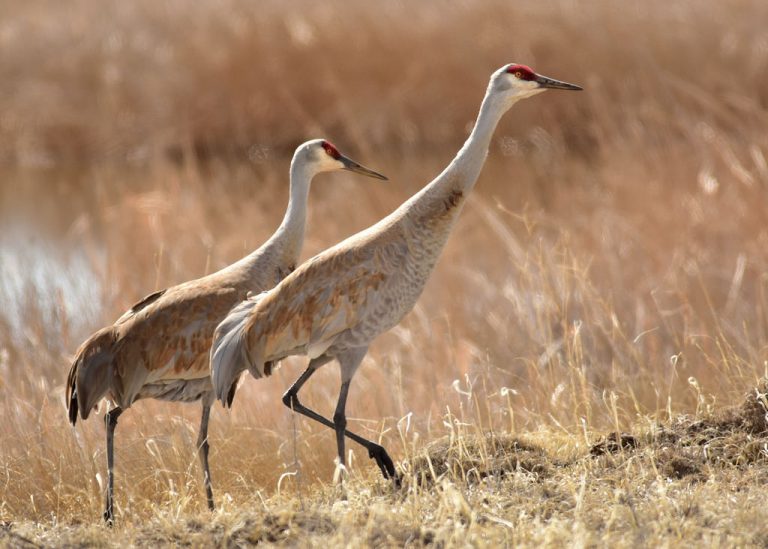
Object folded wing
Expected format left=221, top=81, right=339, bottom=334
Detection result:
left=211, top=230, right=407, bottom=407
left=210, top=292, right=268, bottom=406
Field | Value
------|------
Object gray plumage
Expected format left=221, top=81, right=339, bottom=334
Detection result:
left=65, top=139, right=386, bottom=522
left=211, top=64, right=582, bottom=480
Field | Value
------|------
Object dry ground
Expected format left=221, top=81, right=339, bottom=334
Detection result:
left=4, top=383, right=768, bottom=546
left=2, top=0, right=768, bottom=546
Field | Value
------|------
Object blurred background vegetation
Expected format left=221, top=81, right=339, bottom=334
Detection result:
left=1, top=0, right=768, bottom=522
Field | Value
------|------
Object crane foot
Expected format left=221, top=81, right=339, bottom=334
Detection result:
left=103, top=507, right=115, bottom=527
left=368, top=443, right=400, bottom=487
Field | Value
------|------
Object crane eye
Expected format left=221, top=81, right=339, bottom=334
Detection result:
left=515, top=71, right=523, bottom=78
left=322, top=142, right=340, bottom=159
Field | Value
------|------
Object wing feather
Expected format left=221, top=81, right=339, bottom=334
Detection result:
left=210, top=293, right=268, bottom=406
left=246, top=233, right=407, bottom=364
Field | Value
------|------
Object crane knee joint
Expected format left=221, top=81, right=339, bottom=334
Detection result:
left=282, top=392, right=299, bottom=409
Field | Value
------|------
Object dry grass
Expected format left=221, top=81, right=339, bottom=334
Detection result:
left=4, top=385, right=768, bottom=546
left=2, top=0, right=768, bottom=546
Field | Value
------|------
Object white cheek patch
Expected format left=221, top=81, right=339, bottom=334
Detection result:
left=517, top=81, right=544, bottom=98
left=326, top=156, right=344, bottom=172
left=314, top=154, right=342, bottom=173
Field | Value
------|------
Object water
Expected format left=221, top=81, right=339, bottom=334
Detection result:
left=0, top=227, right=102, bottom=337
left=0, top=167, right=106, bottom=341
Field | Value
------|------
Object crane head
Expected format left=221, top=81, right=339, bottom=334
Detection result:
left=493, top=63, right=582, bottom=100
left=299, top=139, right=388, bottom=180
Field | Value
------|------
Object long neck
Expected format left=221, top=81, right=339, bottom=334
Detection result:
left=444, top=89, right=510, bottom=194
left=403, top=87, right=511, bottom=227
left=361, top=86, right=514, bottom=313
left=266, top=158, right=313, bottom=267
left=234, top=157, right=313, bottom=279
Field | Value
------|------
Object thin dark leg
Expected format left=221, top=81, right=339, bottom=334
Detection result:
left=283, top=355, right=332, bottom=401
left=103, top=406, right=123, bottom=525
left=333, top=380, right=351, bottom=468
left=282, top=356, right=398, bottom=481
left=197, top=403, right=214, bottom=511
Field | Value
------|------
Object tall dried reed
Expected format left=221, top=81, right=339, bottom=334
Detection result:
left=1, top=0, right=767, bottom=525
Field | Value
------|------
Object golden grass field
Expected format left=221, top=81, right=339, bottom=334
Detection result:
left=2, top=0, right=768, bottom=545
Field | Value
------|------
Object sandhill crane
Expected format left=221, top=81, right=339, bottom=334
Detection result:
left=210, top=64, right=582, bottom=480
left=66, top=139, right=386, bottom=523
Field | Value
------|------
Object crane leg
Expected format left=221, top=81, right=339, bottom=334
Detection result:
left=281, top=351, right=399, bottom=483
left=333, top=379, right=351, bottom=469
left=103, top=406, right=123, bottom=525
left=196, top=402, right=215, bottom=511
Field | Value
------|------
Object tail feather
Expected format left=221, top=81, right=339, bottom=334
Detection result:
left=66, top=328, right=117, bottom=424
left=66, top=358, right=79, bottom=426
left=211, top=293, right=267, bottom=407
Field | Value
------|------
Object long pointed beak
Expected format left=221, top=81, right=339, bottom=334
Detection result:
left=535, top=74, right=583, bottom=91
left=339, top=155, right=388, bottom=180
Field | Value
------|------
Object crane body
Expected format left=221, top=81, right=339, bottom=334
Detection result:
left=66, top=140, right=386, bottom=522
left=211, top=64, right=582, bottom=480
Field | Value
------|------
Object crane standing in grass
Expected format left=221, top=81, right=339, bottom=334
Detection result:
left=66, top=140, right=386, bottom=523
left=210, top=64, right=582, bottom=480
